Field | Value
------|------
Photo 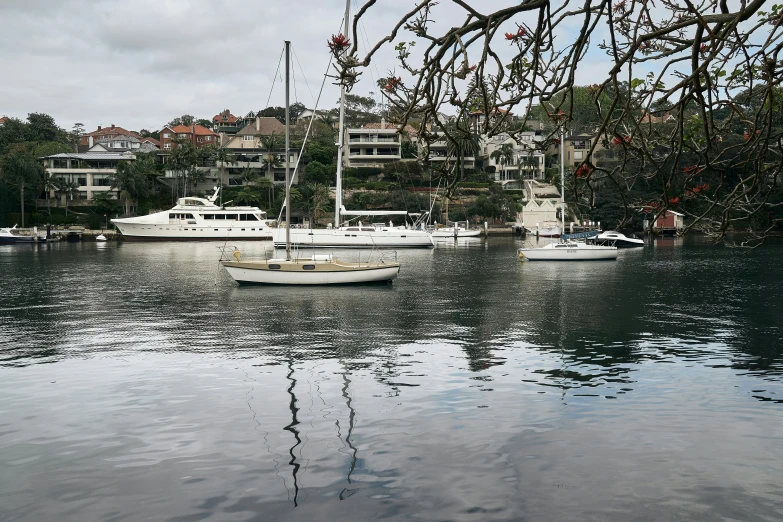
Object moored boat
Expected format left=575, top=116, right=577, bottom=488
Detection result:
left=111, top=187, right=274, bottom=241
left=593, top=230, right=645, bottom=248
left=0, top=225, right=45, bottom=244
left=518, top=241, right=618, bottom=260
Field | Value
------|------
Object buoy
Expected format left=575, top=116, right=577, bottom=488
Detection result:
left=233, top=250, right=242, bottom=261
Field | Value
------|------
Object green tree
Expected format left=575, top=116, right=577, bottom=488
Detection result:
left=213, top=147, right=237, bottom=187
left=111, top=158, right=153, bottom=216
left=490, top=143, right=515, bottom=170
left=260, top=134, right=283, bottom=182
left=167, top=115, right=196, bottom=127
left=57, top=180, right=80, bottom=216
left=258, top=103, right=306, bottom=124
left=0, top=145, right=44, bottom=227
left=41, top=171, right=59, bottom=217
left=168, top=138, right=198, bottom=199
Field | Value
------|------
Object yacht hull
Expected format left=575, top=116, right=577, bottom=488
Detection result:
left=112, top=221, right=273, bottom=241
left=221, top=260, right=399, bottom=285
left=273, top=228, right=433, bottom=248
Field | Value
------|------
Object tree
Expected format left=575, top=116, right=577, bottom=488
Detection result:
left=349, top=1, right=782, bottom=245
left=111, top=157, right=153, bottom=216
left=490, top=143, right=515, bottom=169
left=168, top=138, right=198, bottom=199
left=42, top=171, right=59, bottom=217
left=71, top=123, right=85, bottom=152
left=298, top=183, right=331, bottom=225
left=260, top=134, right=283, bottom=182
left=196, top=118, right=213, bottom=130
left=0, top=145, right=44, bottom=227
left=57, top=180, right=80, bottom=216
left=258, top=103, right=306, bottom=124
left=213, top=147, right=237, bottom=188
left=167, top=115, right=196, bottom=127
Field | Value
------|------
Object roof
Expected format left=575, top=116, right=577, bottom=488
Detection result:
left=97, top=134, right=140, bottom=144
left=236, top=117, right=285, bottom=136
left=140, top=136, right=160, bottom=146
left=213, top=111, right=238, bottom=123
left=167, top=124, right=219, bottom=136
left=42, top=152, right=135, bottom=160
left=360, top=122, right=418, bottom=136
left=0, top=116, right=7, bottom=125
left=84, top=125, right=135, bottom=137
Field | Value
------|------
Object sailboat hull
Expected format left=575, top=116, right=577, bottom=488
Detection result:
left=221, top=259, right=400, bottom=285
left=273, top=228, right=433, bottom=248
left=430, top=228, right=482, bottom=238
left=519, top=243, right=618, bottom=260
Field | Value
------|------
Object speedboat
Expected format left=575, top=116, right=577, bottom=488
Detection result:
left=593, top=230, right=644, bottom=248
left=0, top=225, right=44, bottom=244
left=112, top=187, right=275, bottom=241
left=524, top=221, right=561, bottom=238
left=518, top=241, right=618, bottom=261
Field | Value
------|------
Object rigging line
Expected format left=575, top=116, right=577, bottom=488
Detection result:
left=352, top=0, right=383, bottom=104
left=291, top=53, right=299, bottom=105
left=265, top=44, right=286, bottom=110
left=275, top=51, right=335, bottom=224
left=292, top=46, right=317, bottom=106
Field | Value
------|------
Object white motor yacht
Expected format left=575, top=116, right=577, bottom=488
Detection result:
left=593, top=231, right=645, bottom=248
left=112, top=187, right=275, bottom=241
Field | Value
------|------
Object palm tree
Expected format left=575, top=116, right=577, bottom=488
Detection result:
left=303, top=183, right=330, bottom=225
left=490, top=143, right=515, bottom=178
left=255, top=177, right=275, bottom=209
left=58, top=180, right=80, bottom=216
left=42, top=172, right=60, bottom=217
left=214, top=147, right=237, bottom=188
left=260, top=133, right=283, bottom=183
left=111, top=159, right=152, bottom=216
left=240, top=167, right=258, bottom=186
left=169, top=138, right=197, bottom=199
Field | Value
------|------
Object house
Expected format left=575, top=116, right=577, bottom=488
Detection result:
left=91, top=134, right=158, bottom=153
left=80, top=125, right=138, bottom=151
left=212, top=110, right=241, bottom=134
left=519, top=198, right=562, bottom=232
left=640, top=111, right=675, bottom=124
left=41, top=150, right=136, bottom=202
left=653, top=210, right=685, bottom=234
left=140, top=136, right=161, bottom=149
left=420, top=132, right=476, bottom=171
left=548, top=133, right=605, bottom=168
left=468, top=108, right=512, bottom=133
left=220, top=116, right=298, bottom=184
left=159, top=124, right=219, bottom=150
left=344, top=121, right=402, bottom=168
left=0, top=116, right=7, bottom=126
left=483, top=132, right=545, bottom=187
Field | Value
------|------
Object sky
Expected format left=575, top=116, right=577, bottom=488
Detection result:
left=1, top=0, right=617, bottom=134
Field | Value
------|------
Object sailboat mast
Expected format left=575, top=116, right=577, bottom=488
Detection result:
left=285, top=41, right=292, bottom=261
left=560, top=130, right=565, bottom=238
left=334, top=0, right=350, bottom=228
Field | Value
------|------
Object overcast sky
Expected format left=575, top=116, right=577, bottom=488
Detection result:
left=1, top=0, right=614, bottom=134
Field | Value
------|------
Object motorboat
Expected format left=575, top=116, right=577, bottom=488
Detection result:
left=220, top=40, right=400, bottom=285
left=111, top=187, right=275, bottom=241
left=593, top=230, right=644, bottom=248
left=95, top=234, right=107, bottom=241
left=518, top=241, right=617, bottom=261
left=429, top=221, right=482, bottom=239
left=0, top=225, right=44, bottom=244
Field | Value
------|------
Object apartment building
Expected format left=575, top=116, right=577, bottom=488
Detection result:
left=159, top=124, right=219, bottom=150
left=344, top=122, right=401, bottom=168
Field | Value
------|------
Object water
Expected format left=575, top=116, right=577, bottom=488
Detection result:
left=1, top=237, right=782, bottom=521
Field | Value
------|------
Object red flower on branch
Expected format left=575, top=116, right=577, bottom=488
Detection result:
left=575, top=164, right=593, bottom=178
left=505, top=27, right=527, bottom=42
left=669, top=197, right=680, bottom=205
left=612, top=135, right=631, bottom=145
left=683, top=164, right=703, bottom=175
left=328, top=34, right=351, bottom=53
left=384, top=76, right=402, bottom=92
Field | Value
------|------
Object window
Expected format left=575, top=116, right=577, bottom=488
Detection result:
left=197, top=137, right=203, bottom=143
left=269, top=264, right=281, bottom=270
left=164, top=143, right=171, bottom=149
left=302, top=265, right=316, bottom=270
left=205, top=136, right=211, bottom=141
left=274, top=172, right=285, bottom=181
left=78, top=177, right=87, bottom=186
left=243, top=135, right=254, bottom=141
left=204, top=214, right=214, bottom=220
left=163, top=133, right=170, bottom=138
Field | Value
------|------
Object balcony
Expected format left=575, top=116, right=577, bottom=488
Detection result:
left=348, top=136, right=400, bottom=144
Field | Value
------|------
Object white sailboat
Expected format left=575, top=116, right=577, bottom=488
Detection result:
left=272, top=0, right=433, bottom=250
left=518, top=132, right=617, bottom=261
left=220, top=41, right=400, bottom=285
left=429, top=221, right=482, bottom=238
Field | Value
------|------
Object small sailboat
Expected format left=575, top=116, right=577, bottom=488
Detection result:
left=220, top=42, right=400, bottom=285
left=518, top=133, right=617, bottom=261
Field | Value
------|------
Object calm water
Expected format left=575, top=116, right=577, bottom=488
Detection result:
left=1, top=236, right=782, bottom=521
